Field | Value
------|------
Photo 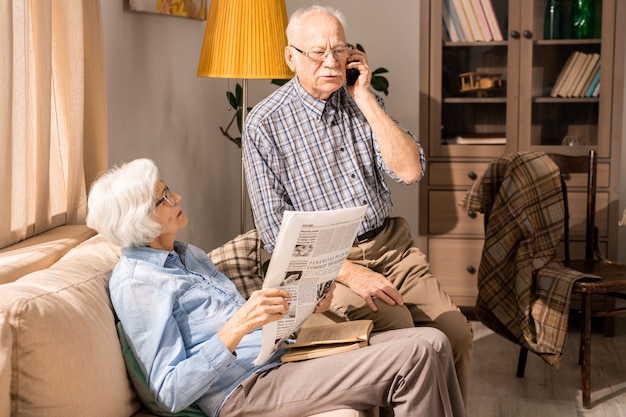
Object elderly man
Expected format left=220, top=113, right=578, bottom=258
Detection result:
left=243, top=4, right=473, bottom=401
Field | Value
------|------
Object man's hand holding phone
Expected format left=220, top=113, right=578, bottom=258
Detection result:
left=345, top=47, right=370, bottom=88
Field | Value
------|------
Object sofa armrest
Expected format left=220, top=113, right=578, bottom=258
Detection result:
left=0, top=225, right=96, bottom=284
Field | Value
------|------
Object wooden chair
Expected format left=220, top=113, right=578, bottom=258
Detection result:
left=515, top=149, right=626, bottom=408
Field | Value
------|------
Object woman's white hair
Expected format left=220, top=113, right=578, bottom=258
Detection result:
left=286, top=5, right=348, bottom=45
left=86, top=158, right=162, bottom=248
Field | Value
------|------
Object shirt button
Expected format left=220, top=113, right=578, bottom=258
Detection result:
left=362, top=200, right=367, bottom=205
left=340, top=147, right=345, bottom=152
left=351, top=174, right=356, bottom=179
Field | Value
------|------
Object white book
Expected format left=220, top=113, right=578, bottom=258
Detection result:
left=461, top=0, right=485, bottom=41
left=585, top=68, right=601, bottom=97
left=550, top=51, right=578, bottom=97
left=563, top=52, right=590, bottom=97
left=479, top=0, right=503, bottom=41
left=443, top=0, right=461, bottom=42
left=556, top=52, right=585, bottom=98
left=591, top=80, right=600, bottom=97
left=471, top=0, right=493, bottom=41
left=573, top=53, right=600, bottom=97
left=451, top=0, right=475, bottom=41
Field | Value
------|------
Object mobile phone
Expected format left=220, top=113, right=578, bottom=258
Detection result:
left=346, top=68, right=359, bottom=86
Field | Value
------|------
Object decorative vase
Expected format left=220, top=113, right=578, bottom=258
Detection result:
left=571, top=0, right=594, bottom=39
left=544, top=0, right=563, bottom=39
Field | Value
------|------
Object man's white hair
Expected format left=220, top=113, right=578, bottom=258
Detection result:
left=286, top=5, right=348, bottom=45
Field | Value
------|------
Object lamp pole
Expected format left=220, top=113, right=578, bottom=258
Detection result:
left=240, top=79, right=248, bottom=234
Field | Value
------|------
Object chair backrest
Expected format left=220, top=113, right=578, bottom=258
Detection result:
left=546, top=150, right=598, bottom=264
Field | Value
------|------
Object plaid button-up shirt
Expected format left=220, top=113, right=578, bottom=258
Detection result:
left=242, top=77, right=424, bottom=252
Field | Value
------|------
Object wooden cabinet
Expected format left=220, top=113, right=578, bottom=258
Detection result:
left=419, top=0, right=625, bottom=307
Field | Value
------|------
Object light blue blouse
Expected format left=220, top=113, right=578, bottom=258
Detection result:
left=109, top=242, right=283, bottom=417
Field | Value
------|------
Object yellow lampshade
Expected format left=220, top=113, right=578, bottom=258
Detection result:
left=197, top=0, right=293, bottom=79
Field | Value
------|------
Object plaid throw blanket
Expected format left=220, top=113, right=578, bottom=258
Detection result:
left=462, top=151, right=588, bottom=368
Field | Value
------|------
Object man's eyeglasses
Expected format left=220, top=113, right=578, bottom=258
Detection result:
left=290, top=44, right=353, bottom=63
left=155, top=186, right=176, bottom=209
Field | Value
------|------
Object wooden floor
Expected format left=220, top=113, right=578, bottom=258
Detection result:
left=467, top=315, right=626, bottom=417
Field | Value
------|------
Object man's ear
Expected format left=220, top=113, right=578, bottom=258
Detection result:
left=285, top=46, right=296, bottom=72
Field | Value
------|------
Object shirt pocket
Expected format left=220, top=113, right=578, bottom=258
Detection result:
left=177, top=284, right=228, bottom=326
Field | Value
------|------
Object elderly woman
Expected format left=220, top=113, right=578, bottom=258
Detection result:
left=86, top=158, right=466, bottom=417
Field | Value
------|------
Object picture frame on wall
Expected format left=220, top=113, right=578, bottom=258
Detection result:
left=129, top=0, right=207, bottom=20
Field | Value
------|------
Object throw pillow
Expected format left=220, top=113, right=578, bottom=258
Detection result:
left=116, top=322, right=206, bottom=417
left=207, top=229, right=263, bottom=299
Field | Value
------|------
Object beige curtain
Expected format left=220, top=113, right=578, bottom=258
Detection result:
left=0, top=0, right=108, bottom=249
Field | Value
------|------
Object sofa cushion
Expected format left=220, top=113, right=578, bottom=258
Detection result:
left=116, top=322, right=206, bottom=417
left=0, top=234, right=140, bottom=417
left=207, top=229, right=263, bottom=299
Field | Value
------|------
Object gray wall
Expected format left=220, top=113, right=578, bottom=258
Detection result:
left=102, top=0, right=421, bottom=251
left=102, top=1, right=625, bottom=258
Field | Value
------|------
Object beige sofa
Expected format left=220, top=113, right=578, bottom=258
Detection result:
left=0, top=226, right=376, bottom=417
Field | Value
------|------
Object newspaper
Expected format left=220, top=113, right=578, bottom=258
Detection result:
left=252, top=206, right=367, bottom=365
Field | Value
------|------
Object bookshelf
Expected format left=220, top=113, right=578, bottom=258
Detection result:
left=419, top=0, right=625, bottom=307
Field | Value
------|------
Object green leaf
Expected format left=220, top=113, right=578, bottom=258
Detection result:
left=235, top=83, right=243, bottom=106
left=371, top=76, right=389, bottom=96
left=226, top=91, right=238, bottom=109
left=372, top=67, right=389, bottom=75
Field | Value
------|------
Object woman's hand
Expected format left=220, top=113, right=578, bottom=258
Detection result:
left=314, top=283, right=335, bottom=313
left=218, top=288, right=291, bottom=352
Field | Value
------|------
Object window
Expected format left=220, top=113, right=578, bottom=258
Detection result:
left=0, top=1, right=108, bottom=249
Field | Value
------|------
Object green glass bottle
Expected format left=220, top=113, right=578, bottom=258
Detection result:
left=572, top=0, right=594, bottom=39
left=544, top=0, right=563, bottom=39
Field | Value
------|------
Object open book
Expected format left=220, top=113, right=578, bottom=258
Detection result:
left=253, top=206, right=367, bottom=365
left=280, top=319, right=374, bottom=363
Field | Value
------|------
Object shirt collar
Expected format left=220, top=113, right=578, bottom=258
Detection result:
left=292, top=77, right=345, bottom=124
left=122, top=241, right=189, bottom=266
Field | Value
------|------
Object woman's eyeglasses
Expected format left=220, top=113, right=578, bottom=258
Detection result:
left=155, top=186, right=176, bottom=208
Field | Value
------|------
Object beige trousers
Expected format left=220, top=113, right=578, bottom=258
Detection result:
left=219, top=327, right=466, bottom=417
left=328, top=217, right=474, bottom=402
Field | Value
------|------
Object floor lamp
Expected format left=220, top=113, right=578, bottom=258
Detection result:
left=197, top=0, right=293, bottom=234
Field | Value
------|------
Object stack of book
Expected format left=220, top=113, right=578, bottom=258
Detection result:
left=443, top=0, right=503, bottom=42
left=550, top=51, right=601, bottom=98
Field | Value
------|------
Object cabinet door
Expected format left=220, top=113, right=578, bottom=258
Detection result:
left=515, top=0, right=614, bottom=156
left=427, top=0, right=511, bottom=158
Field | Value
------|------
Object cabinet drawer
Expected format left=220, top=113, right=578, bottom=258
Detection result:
left=429, top=191, right=484, bottom=235
left=428, top=238, right=482, bottom=307
left=428, top=190, right=608, bottom=238
left=429, top=162, right=609, bottom=188
left=429, top=162, right=490, bottom=187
